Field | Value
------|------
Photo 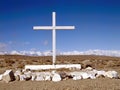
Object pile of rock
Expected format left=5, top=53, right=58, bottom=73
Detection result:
left=0, top=67, right=119, bottom=83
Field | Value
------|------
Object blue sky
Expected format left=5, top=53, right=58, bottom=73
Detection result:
left=0, top=0, right=120, bottom=52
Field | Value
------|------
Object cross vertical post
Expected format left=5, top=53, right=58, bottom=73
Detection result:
left=52, top=12, right=56, bottom=65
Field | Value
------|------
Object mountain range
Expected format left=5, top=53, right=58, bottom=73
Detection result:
left=0, top=50, right=120, bottom=57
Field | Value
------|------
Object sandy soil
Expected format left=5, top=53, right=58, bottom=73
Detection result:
left=0, top=79, right=120, bottom=90
left=0, top=55, right=120, bottom=90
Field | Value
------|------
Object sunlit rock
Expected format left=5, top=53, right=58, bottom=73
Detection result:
left=52, top=71, right=61, bottom=82
left=105, top=71, right=119, bottom=79
left=85, top=67, right=93, bottom=71
left=80, top=72, right=90, bottom=79
left=14, top=70, right=22, bottom=76
left=19, top=75, right=26, bottom=81
left=96, top=70, right=106, bottom=78
left=52, top=73, right=61, bottom=82
left=70, top=71, right=90, bottom=80
left=31, top=74, right=36, bottom=81
left=2, top=70, right=15, bottom=83
left=0, top=74, right=3, bottom=81
left=59, top=72, right=67, bottom=80
left=73, top=75, right=82, bottom=80
left=35, top=75, right=44, bottom=81
left=45, top=75, right=51, bottom=81
left=86, top=71, right=96, bottom=79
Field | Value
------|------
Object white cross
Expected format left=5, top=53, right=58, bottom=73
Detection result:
left=33, top=12, right=75, bottom=65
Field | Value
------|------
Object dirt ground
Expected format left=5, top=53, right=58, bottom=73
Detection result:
left=0, top=79, right=120, bottom=90
left=0, top=55, right=120, bottom=90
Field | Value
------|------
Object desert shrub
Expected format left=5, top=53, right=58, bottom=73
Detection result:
left=17, top=63, right=24, bottom=69
left=26, top=60, right=32, bottom=64
left=82, top=60, right=93, bottom=68
left=32, top=59, right=38, bottom=62
left=46, top=59, right=51, bottom=63
left=0, top=64, right=4, bottom=68
left=105, top=60, right=116, bottom=67
left=5, top=59, right=15, bottom=64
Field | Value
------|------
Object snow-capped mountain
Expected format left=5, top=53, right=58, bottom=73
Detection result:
left=60, top=50, right=120, bottom=57
left=0, top=50, right=120, bottom=57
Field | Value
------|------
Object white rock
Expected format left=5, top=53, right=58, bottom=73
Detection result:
left=88, top=74, right=96, bottom=79
left=0, top=74, right=3, bottom=81
left=105, top=71, right=119, bottom=78
left=14, top=70, right=22, bottom=76
left=80, top=72, right=90, bottom=79
left=2, top=70, right=15, bottom=83
left=24, top=74, right=32, bottom=81
left=44, top=72, right=52, bottom=81
left=70, top=71, right=90, bottom=79
left=86, top=71, right=97, bottom=79
left=35, top=72, right=44, bottom=76
left=59, top=72, right=67, bottom=80
left=31, top=74, right=36, bottom=81
left=69, top=72, right=81, bottom=77
left=92, top=69, right=98, bottom=73
left=15, top=75, right=20, bottom=81
left=52, top=73, right=61, bottom=82
left=19, top=74, right=31, bottom=81
left=96, top=70, right=106, bottom=77
left=22, top=70, right=32, bottom=81
left=73, top=75, right=82, bottom=80
left=70, top=72, right=82, bottom=80
left=45, top=75, right=51, bottom=81
left=51, top=70, right=56, bottom=75
left=85, top=67, right=93, bottom=70
left=24, top=71, right=32, bottom=75
left=22, top=69, right=26, bottom=72
left=19, top=75, right=25, bottom=81
left=35, top=75, right=44, bottom=81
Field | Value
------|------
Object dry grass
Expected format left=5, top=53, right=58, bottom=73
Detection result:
left=0, top=55, right=120, bottom=70
left=0, top=55, right=120, bottom=90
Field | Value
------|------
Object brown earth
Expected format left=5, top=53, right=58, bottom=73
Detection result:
left=0, top=55, right=120, bottom=90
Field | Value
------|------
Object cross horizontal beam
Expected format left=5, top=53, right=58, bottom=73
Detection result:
left=33, top=26, right=75, bottom=30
